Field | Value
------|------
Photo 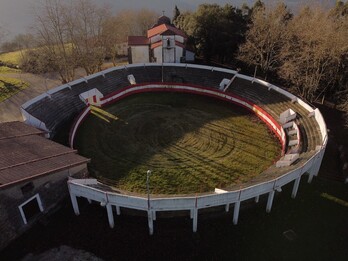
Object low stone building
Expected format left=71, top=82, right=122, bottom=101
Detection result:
left=0, top=121, right=89, bottom=250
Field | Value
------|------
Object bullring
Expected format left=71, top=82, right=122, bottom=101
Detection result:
left=21, top=63, right=327, bottom=234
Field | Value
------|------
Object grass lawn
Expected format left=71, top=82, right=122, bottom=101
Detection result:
left=0, top=66, right=20, bottom=73
left=0, top=50, right=23, bottom=65
left=0, top=76, right=29, bottom=102
left=75, top=92, right=281, bottom=194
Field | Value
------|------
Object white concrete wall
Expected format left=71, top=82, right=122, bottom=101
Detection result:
left=150, top=35, right=161, bottom=44
left=175, top=35, right=184, bottom=43
left=130, top=46, right=149, bottom=64
left=162, top=36, right=175, bottom=63
left=175, top=46, right=183, bottom=63
left=154, top=47, right=162, bottom=63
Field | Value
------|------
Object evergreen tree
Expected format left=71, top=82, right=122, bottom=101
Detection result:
left=173, top=5, right=181, bottom=25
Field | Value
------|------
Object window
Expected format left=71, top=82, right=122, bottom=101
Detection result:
left=18, top=194, right=44, bottom=225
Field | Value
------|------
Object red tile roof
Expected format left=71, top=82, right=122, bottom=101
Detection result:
left=128, top=36, right=149, bottom=46
left=0, top=122, right=89, bottom=189
left=147, top=24, right=187, bottom=39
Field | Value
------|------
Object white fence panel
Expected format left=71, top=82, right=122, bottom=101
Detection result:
left=275, top=168, right=302, bottom=187
left=196, top=192, right=240, bottom=207
left=107, top=194, right=148, bottom=210
left=240, top=181, right=275, bottom=201
left=151, top=197, right=196, bottom=211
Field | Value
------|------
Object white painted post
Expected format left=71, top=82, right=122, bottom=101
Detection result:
left=106, top=204, right=114, bottom=228
left=190, top=209, right=194, bottom=219
left=152, top=210, right=157, bottom=221
left=308, top=173, right=314, bottom=183
left=255, top=195, right=260, bottom=203
left=147, top=210, right=154, bottom=235
left=266, top=191, right=275, bottom=213
left=116, top=205, right=121, bottom=215
left=233, top=201, right=240, bottom=225
left=292, top=177, right=301, bottom=198
left=192, top=208, right=198, bottom=232
left=70, top=193, right=80, bottom=215
left=225, top=203, right=230, bottom=212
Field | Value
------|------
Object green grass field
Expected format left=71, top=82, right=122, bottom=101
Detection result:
left=0, top=66, right=20, bottom=73
left=0, top=50, right=23, bottom=65
left=0, top=76, right=29, bottom=102
left=75, top=92, right=281, bottom=194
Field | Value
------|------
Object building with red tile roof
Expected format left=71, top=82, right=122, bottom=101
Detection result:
left=128, top=16, right=195, bottom=64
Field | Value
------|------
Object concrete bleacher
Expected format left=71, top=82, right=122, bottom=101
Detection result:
left=23, top=64, right=322, bottom=159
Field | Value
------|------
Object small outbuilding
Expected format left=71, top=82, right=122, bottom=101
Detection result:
left=0, top=121, right=89, bottom=250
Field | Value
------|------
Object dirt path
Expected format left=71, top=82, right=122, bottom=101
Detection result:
left=0, top=72, right=61, bottom=122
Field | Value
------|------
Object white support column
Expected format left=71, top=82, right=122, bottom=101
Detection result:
left=70, top=193, right=80, bottom=215
left=192, top=208, right=198, bottom=232
left=116, top=205, right=121, bottom=215
left=190, top=209, right=194, bottom=219
left=106, top=204, right=114, bottom=228
left=147, top=210, right=154, bottom=235
left=266, top=191, right=275, bottom=213
left=225, top=203, right=230, bottom=212
left=292, top=177, right=301, bottom=199
left=152, top=210, right=157, bottom=221
left=233, top=201, right=240, bottom=225
left=307, top=173, right=314, bottom=183
left=255, top=195, right=260, bottom=203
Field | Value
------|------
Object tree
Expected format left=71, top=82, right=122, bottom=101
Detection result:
left=1, top=33, right=35, bottom=53
left=173, top=5, right=181, bottom=25
left=176, top=4, right=248, bottom=63
left=67, top=0, right=111, bottom=75
left=279, top=6, right=348, bottom=102
left=34, top=0, right=77, bottom=83
left=32, top=0, right=115, bottom=81
left=102, top=9, right=158, bottom=66
left=238, top=3, right=292, bottom=78
left=0, top=24, right=8, bottom=49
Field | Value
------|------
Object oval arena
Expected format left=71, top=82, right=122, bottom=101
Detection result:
left=21, top=63, right=327, bottom=234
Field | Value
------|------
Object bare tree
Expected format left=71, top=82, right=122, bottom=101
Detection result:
left=35, top=0, right=76, bottom=83
left=238, top=3, right=292, bottom=78
left=67, top=0, right=111, bottom=75
left=279, top=6, right=348, bottom=102
left=102, top=9, right=158, bottom=66
left=0, top=24, right=9, bottom=50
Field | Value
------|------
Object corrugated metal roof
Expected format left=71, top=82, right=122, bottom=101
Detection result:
left=0, top=122, right=89, bottom=189
left=0, top=121, right=43, bottom=140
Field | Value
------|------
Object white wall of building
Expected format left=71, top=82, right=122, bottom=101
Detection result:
left=175, top=46, right=184, bottom=63
left=150, top=34, right=161, bottom=43
left=154, top=46, right=162, bottom=63
left=130, top=46, right=149, bottom=63
left=174, top=35, right=184, bottom=43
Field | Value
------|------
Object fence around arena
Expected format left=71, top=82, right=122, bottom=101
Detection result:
left=22, top=63, right=328, bottom=234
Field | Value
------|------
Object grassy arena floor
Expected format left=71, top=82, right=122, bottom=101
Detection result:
left=75, top=92, right=281, bottom=194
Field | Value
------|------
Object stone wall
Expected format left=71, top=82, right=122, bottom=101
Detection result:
left=0, top=164, right=87, bottom=251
